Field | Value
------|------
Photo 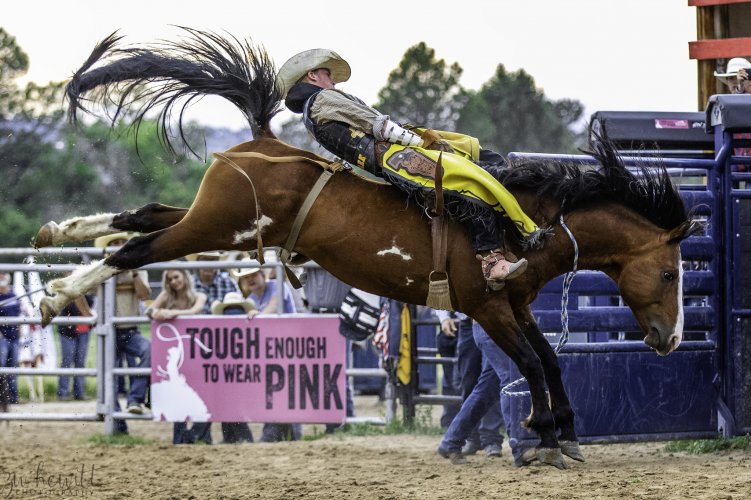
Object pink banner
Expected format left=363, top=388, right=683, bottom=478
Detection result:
left=150, top=315, right=346, bottom=424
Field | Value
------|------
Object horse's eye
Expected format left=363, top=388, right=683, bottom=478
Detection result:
left=663, top=271, right=676, bottom=282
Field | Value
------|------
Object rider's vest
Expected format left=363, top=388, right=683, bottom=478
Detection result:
left=302, top=94, right=379, bottom=175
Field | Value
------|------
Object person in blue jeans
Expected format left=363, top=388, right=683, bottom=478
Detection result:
left=0, top=272, right=20, bottom=405
left=438, top=322, right=532, bottom=466
left=57, top=294, right=94, bottom=400
left=435, top=310, right=504, bottom=457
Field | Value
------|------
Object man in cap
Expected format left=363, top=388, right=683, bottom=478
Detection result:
left=94, top=232, right=152, bottom=430
left=715, top=57, right=751, bottom=95
left=278, top=49, right=530, bottom=290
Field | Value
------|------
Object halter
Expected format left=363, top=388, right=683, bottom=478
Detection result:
left=501, top=209, right=579, bottom=398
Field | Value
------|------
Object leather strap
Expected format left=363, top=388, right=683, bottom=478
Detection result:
left=431, top=153, right=449, bottom=275
left=214, top=151, right=337, bottom=286
left=278, top=170, right=334, bottom=288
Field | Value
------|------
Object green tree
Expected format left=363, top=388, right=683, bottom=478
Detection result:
left=456, top=64, right=584, bottom=154
left=374, top=42, right=465, bottom=130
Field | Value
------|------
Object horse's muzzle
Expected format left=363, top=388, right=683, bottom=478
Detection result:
left=644, top=327, right=681, bottom=356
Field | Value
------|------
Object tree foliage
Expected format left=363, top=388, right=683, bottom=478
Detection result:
left=456, top=64, right=584, bottom=154
left=374, top=42, right=465, bottom=131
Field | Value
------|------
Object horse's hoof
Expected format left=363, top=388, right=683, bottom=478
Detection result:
left=560, top=440, right=586, bottom=462
left=524, top=447, right=568, bottom=469
left=34, top=221, right=59, bottom=248
left=39, top=297, right=58, bottom=327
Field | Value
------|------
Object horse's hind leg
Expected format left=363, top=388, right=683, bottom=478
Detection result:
left=514, top=307, right=584, bottom=463
left=34, top=203, right=188, bottom=248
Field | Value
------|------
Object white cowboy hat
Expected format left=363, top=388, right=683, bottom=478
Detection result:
left=185, top=251, right=228, bottom=261
left=231, top=258, right=263, bottom=279
left=714, top=57, right=751, bottom=85
left=94, top=232, right=133, bottom=248
left=277, top=48, right=351, bottom=97
left=211, top=291, right=257, bottom=315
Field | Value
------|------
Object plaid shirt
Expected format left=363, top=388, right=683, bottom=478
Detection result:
left=193, top=273, right=240, bottom=314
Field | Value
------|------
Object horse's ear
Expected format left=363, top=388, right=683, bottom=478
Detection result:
left=666, top=219, right=705, bottom=243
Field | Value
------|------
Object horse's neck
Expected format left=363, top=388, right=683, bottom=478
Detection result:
left=544, top=204, right=662, bottom=278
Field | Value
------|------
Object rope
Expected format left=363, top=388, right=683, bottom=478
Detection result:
left=501, top=212, right=579, bottom=397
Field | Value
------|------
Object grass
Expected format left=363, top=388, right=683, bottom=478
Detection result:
left=86, top=434, right=154, bottom=446
left=305, top=406, right=444, bottom=441
left=664, top=435, right=751, bottom=454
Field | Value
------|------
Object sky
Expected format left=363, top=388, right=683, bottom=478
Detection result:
left=4, top=0, right=699, bottom=132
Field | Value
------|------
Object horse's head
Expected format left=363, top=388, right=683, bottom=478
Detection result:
left=611, top=219, right=702, bottom=356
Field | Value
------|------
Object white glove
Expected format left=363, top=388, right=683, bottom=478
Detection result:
left=381, top=120, right=424, bottom=147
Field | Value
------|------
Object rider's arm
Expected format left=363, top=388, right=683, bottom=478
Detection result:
left=309, top=90, right=422, bottom=146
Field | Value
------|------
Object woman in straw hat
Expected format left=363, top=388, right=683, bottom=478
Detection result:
left=278, top=49, right=530, bottom=291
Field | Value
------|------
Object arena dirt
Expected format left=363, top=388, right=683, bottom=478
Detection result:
left=0, top=398, right=749, bottom=499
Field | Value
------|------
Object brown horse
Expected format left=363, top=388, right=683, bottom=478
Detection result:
left=35, top=29, right=699, bottom=468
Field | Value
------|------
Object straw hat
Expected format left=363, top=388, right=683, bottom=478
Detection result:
left=211, top=291, right=257, bottom=315
left=94, top=232, right=133, bottom=248
left=277, top=48, right=351, bottom=97
left=231, top=258, right=263, bottom=279
left=714, top=57, right=751, bottom=85
left=185, top=251, right=228, bottom=261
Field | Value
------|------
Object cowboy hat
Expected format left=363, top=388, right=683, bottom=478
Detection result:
left=211, top=291, right=257, bottom=315
left=185, top=251, right=228, bottom=261
left=277, top=48, right=351, bottom=97
left=231, top=258, right=263, bottom=279
left=714, top=57, right=751, bottom=85
left=94, top=232, right=133, bottom=248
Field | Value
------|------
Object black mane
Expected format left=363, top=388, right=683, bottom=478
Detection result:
left=498, top=140, right=692, bottom=232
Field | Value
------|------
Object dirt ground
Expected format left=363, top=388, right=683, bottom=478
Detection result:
left=0, top=397, right=749, bottom=500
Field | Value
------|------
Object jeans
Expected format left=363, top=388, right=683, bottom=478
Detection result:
left=437, top=331, right=460, bottom=428
left=115, top=328, right=150, bottom=405
left=221, top=423, right=253, bottom=443
left=0, top=336, right=19, bottom=404
left=440, top=324, right=523, bottom=461
left=58, top=332, right=90, bottom=400
left=455, top=320, right=503, bottom=448
left=113, top=328, right=150, bottom=434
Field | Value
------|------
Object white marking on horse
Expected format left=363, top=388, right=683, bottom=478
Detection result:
left=673, top=250, right=685, bottom=343
left=377, top=244, right=412, bottom=261
left=405, top=277, right=414, bottom=286
left=56, top=213, right=118, bottom=244
left=47, top=259, right=119, bottom=311
left=233, top=216, right=274, bottom=244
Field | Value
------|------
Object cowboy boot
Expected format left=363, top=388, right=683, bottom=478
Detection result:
left=477, top=249, right=528, bottom=290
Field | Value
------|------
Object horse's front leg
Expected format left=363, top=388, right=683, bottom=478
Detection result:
left=475, top=310, right=567, bottom=469
left=514, top=307, right=585, bottom=463
left=34, top=203, right=188, bottom=248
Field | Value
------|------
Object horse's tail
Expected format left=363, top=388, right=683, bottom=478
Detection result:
left=65, top=27, right=282, bottom=154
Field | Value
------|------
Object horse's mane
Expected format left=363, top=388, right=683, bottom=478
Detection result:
left=497, top=140, right=696, bottom=236
left=66, top=27, right=282, bottom=155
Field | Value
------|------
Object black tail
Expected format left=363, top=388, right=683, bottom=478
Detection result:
left=66, top=27, right=283, bottom=155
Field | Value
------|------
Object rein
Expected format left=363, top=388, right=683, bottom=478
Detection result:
left=501, top=210, right=579, bottom=398
left=215, top=151, right=342, bottom=287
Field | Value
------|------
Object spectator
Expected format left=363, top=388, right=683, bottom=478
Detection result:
left=190, top=251, right=240, bottom=310
left=234, top=261, right=302, bottom=442
left=94, top=233, right=151, bottom=434
left=0, top=272, right=20, bottom=405
left=715, top=57, right=751, bottom=95
left=211, top=292, right=257, bottom=443
left=434, top=310, right=503, bottom=457
left=147, top=268, right=209, bottom=444
left=437, top=322, right=530, bottom=466
left=431, top=309, right=461, bottom=429
left=57, top=291, right=95, bottom=401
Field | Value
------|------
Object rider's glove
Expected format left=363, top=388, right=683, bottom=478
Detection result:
left=379, top=119, right=424, bottom=147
